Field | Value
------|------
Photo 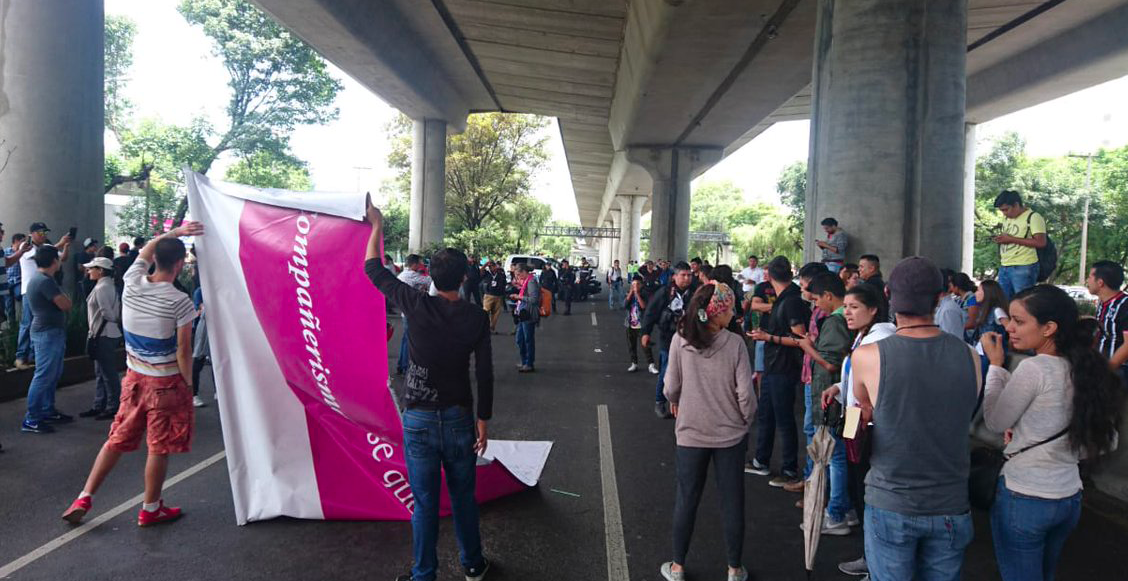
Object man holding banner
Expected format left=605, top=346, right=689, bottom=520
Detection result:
left=363, top=204, right=493, bottom=581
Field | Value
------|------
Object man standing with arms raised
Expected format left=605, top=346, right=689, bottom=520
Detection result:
left=363, top=205, right=493, bottom=581
left=851, top=257, right=980, bottom=581
left=63, top=222, right=204, bottom=526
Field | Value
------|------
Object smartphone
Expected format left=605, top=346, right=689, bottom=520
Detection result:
left=68, top=226, right=78, bottom=240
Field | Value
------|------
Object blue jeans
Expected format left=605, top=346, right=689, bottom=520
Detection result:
left=402, top=407, right=485, bottom=581
left=754, top=372, right=799, bottom=476
left=397, top=318, right=410, bottom=373
left=3, top=289, right=16, bottom=323
left=25, top=327, right=66, bottom=422
left=997, top=263, right=1039, bottom=300
left=516, top=321, right=536, bottom=367
left=825, top=262, right=843, bottom=274
left=753, top=341, right=765, bottom=373
left=608, top=281, right=622, bottom=309
left=803, top=384, right=815, bottom=479
left=655, top=348, right=670, bottom=403
left=864, top=505, right=974, bottom=581
left=990, top=477, right=1081, bottom=581
left=16, top=300, right=33, bottom=361
left=828, top=433, right=850, bottom=521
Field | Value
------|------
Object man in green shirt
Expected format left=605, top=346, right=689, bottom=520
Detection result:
left=992, top=190, right=1046, bottom=299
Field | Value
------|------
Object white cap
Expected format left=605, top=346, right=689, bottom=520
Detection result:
left=82, top=257, right=113, bottom=270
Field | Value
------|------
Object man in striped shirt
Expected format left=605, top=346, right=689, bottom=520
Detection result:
left=63, top=222, right=204, bottom=528
left=1087, top=260, right=1128, bottom=388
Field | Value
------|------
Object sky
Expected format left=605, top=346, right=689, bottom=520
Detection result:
left=107, top=0, right=1128, bottom=223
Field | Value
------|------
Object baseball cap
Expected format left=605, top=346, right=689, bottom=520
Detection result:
left=887, top=256, right=945, bottom=316
left=82, top=257, right=113, bottom=270
left=29, top=222, right=49, bottom=232
left=83, top=237, right=97, bottom=248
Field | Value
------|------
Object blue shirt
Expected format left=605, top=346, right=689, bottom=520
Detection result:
left=27, top=271, right=65, bottom=331
left=4, top=248, right=20, bottom=297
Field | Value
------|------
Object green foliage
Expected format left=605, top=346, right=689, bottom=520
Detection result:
left=380, top=192, right=411, bottom=258
left=178, top=0, right=342, bottom=171
left=537, top=223, right=575, bottom=260
left=731, top=210, right=802, bottom=266
left=105, top=15, right=137, bottom=139
left=689, top=180, right=783, bottom=260
left=776, top=161, right=807, bottom=235
left=224, top=150, right=312, bottom=190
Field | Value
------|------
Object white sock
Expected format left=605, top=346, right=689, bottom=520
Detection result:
left=78, top=491, right=92, bottom=500
left=142, top=501, right=160, bottom=513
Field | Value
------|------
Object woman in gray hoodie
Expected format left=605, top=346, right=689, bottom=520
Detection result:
left=661, top=281, right=756, bottom=581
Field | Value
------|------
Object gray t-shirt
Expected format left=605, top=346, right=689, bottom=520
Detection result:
left=822, top=230, right=847, bottom=262
left=27, top=271, right=65, bottom=331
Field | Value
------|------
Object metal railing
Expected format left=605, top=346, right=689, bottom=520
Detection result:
left=537, top=226, right=730, bottom=244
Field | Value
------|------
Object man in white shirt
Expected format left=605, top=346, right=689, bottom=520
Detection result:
left=16, top=222, right=72, bottom=369
left=738, top=255, right=765, bottom=294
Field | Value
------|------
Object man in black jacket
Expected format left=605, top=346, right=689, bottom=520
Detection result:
left=539, top=263, right=559, bottom=312
left=462, top=256, right=483, bottom=306
left=558, top=260, right=576, bottom=315
left=640, top=261, right=694, bottom=419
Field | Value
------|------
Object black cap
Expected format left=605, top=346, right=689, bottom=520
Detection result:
left=887, top=256, right=944, bottom=316
left=29, top=222, right=49, bottom=233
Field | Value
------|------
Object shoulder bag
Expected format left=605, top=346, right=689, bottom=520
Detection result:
left=969, top=426, right=1069, bottom=510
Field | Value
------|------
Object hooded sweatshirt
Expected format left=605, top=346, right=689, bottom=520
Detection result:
left=663, top=330, right=756, bottom=447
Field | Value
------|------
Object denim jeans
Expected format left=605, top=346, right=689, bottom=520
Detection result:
left=997, top=263, right=1039, bottom=300
left=673, top=437, right=747, bottom=569
left=825, top=262, right=843, bottom=274
left=803, top=383, right=815, bottom=479
left=827, top=432, right=850, bottom=521
left=608, top=280, right=622, bottom=309
left=754, top=372, right=799, bottom=476
left=990, top=477, right=1081, bottom=581
left=753, top=341, right=765, bottom=373
left=516, top=321, right=536, bottom=367
left=16, top=301, right=34, bottom=362
left=25, top=327, right=66, bottom=422
left=3, top=289, right=15, bottom=323
left=92, top=336, right=122, bottom=412
left=655, top=348, right=670, bottom=403
left=402, top=407, right=485, bottom=581
left=864, top=505, right=974, bottom=581
left=397, top=318, right=411, bottom=373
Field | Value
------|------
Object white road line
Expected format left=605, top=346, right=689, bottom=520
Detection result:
left=0, top=450, right=227, bottom=579
left=591, top=311, right=598, bottom=326
left=597, top=405, right=630, bottom=581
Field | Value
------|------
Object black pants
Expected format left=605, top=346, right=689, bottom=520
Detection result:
left=464, top=285, right=482, bottom=306
left=192, top=357, right=208, bottom=397
left=847, top=453, right=870, bottom=527
left=626, top=328, right=653, bottom=366
left=560, top=286, right=573, bottom=313
left=754, top=372, right=800, bottom=476
left=672, top=437, right=747, bottom=568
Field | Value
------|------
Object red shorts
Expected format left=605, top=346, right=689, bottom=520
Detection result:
left=106, top=370, right=194, bottom=455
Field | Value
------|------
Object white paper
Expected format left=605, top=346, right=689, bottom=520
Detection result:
left=482, top=440, right=554, bottom=486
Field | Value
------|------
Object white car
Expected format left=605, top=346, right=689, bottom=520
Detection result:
left=503, top=255, right=549, bottom=280
left=1059, top=285, right=1098, bottom=306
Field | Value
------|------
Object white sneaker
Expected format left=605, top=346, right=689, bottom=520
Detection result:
left=627, top=363, right=639, bottom=372
left=193, top=396, right=207, bottom=408
left=648, top=363, right=659, bottom=374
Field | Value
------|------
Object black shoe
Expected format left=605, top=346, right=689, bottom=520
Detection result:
left=78, top=408, right=103, bottom=418
left=96, top=410, right=118, bottom=421
left=42, top=412, right=74, bottom=424
left=21, top=420, right=55, bottom=433
left=465, top=558, right=491, bottom=581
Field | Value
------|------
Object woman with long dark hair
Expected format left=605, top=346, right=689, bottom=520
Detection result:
left=819, top=282, right=895, bottom=578
left=661, top=282, right=755, bottom=581
left=968, top=279, right=1009, bottom=342
left=981, top=284, right=1124, bottom=581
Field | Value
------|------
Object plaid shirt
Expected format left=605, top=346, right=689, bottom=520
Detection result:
left=4, top=247, right=19, bottom=296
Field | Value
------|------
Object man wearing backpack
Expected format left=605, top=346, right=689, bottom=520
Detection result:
left=992, top=190, right=1048, bottom=299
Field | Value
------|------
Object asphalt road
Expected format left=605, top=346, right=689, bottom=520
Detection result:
left=1, top=298, right=1127, bottom=581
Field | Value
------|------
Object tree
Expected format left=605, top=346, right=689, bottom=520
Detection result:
left=731, top=209, right=802, bottom=266
left=224, top=150, right=312, bottom=190
left=688, top=180, right=777, bottom=259
left=105, top=15, right=138, bottom=140
left=776, top=160, right=807, bottom=234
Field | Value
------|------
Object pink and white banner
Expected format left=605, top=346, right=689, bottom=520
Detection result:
left=186, top=171, right=551, bottom=524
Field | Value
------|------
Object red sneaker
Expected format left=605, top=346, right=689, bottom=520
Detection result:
left=62, top=496, right=92, bottom=524
left=137, top=501, right=182, bottom=527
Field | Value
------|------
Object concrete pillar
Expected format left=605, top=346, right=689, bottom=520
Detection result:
left=599, top=221, right=612, bottom=271
left=627, top=195, right=645, bottom=265
left=628, top=148, right=722, bottom=263
left=609, top=209, right=622, bottom=268
left=0, top=0, right=104, bottom=294
left=805, top=0, right=967, bottom=269
left=962, top=123, right=977, bottom=274
left=408, top=118, right=446, bottom=253
left=617, top=197, right=632, bottom=266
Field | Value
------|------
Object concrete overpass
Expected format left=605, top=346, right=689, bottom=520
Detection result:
left=240, top=0, right=1128, bottom=271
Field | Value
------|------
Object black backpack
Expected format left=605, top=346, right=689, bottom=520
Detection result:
left=1026, top=211, right=1057, bottom=282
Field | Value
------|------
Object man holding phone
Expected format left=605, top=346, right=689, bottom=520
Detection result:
left=15, top=222, right=72, bottom=370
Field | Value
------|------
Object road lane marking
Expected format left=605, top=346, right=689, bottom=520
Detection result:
left=591, top=312, right=598, bottom=326
left=0, top=450, right=227, bottom=579
left=597, top=405, right=629, bottom=581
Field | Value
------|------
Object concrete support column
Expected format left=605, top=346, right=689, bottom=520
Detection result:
left=609, top=209, right=622, bottom=267
left=0, top=0, right=103, bottom=294
left=408, top=118, right=447, bottom=253
left=805, top=0, right=967, bottom=268
left=628, top=148, right=722, bottom=263
left=962, top=123, right=977, bottom=274
left=627, top=196, right=646, bottom=265
left=599, top=222, right=612, bottom=270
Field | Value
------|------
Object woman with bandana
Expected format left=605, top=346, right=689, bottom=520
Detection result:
left=659, top=282, right=757, bottom=581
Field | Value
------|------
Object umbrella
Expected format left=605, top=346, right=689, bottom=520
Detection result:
left=802, top=421, right=836, bottom=579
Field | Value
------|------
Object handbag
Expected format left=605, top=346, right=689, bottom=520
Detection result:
left=968, top=426, right=1069, bottom=510
left=86, top=319, right=109, bottom=361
